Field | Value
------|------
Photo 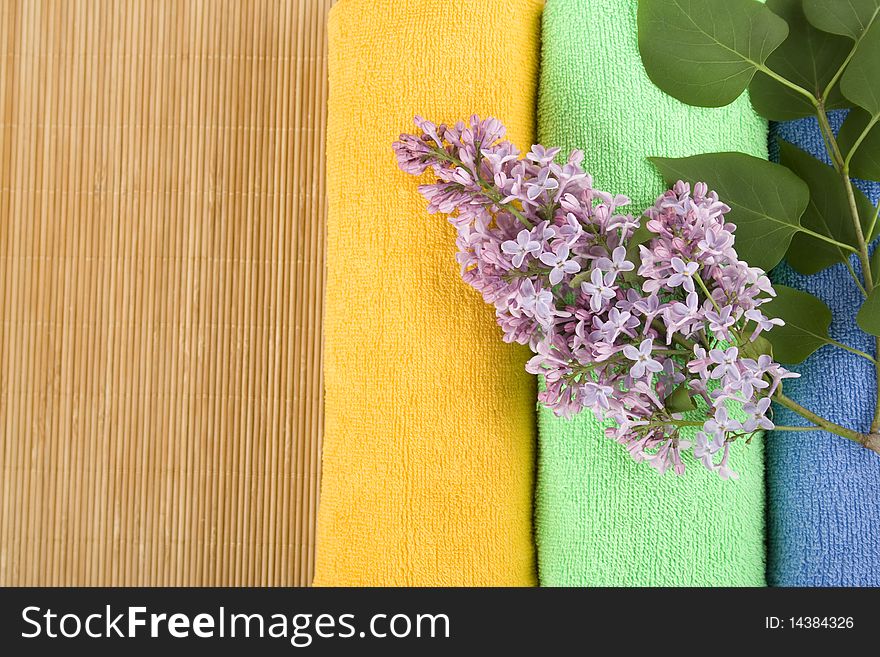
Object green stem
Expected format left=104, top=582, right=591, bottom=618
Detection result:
left=816, top=104, right=846, bottom=168
left=868, top=201, right=880, bottom=242
left=654, top=349, right=694, bottom=358
left=647, top=419, right=704, bottom=429
left=843, top=114, right=880, bottom=170
left=842, top=171, right=873, bottom=288
left=797, top=225, right=861, bottom=254
left=431, top=147, right=534, bottom=229
left=695, top=270, right=722, bottom=313
left=816, top=106, right=880, bottom=431
left=756, top=65, right=818, bottom=106
left=650, top=318, right=694, bottom=352
left=843, top=256, right=869, bottom=298
left=773, top=391, right=870, bottom=446
left=825, top=337, right=878, bottom=364
left=873, top=336, right=880, bottom=433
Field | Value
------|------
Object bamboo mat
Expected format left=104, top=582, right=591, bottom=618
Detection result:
left=0, top=0, right=330, bottom=586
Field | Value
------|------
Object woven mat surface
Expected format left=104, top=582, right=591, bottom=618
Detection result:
left=0, top=0, right=330, bottom=586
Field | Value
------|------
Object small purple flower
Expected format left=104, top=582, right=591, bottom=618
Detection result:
left=539, top=243, right=581, bottom=284
left=687, top=345, right=712, bottom=379
left=519, top=278, right=555, bottom=326
left=582, top=382, right=614, bottom=411
left=501, top=229, right=541, bottom=267
left=716, top=443, right=739, bottom=480
left=742, top=400, right=774, bottom=432
left=698, top=226, right=733, bottom=256
left=693, top=431, right=716, bottom=469
left=632, top=293, right=662, bottom=326
left=526, top=144, right=561, bottom=165
left=526, top=167, right=559, bottom=201
left=532, top=220, right=557, bottom=244
left=558, top=212, right=584, bottom=243
left=581, top=268, right=616, bottom=312
left=706, top=304, right=735, bottom=336
left=664, top=292, right=700, bottom=340
left=703, top=405, right=741, bottom=439
left=735, top=365, right=770, bottom=399
left=657, top=358, right=685, bottom=397
left=745, top=309, right=784, bottom=339
left=623, top=338, right=663, bottom=379
left=709, top=346, right=739, bottom=380
left=595, top=246, right=635, bottom=276
left=666, top=257, right=699, bottom=293
left=598, top=308, right=638, bottom=342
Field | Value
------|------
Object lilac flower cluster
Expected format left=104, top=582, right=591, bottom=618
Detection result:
left=394, top=115, right=797, bottom=477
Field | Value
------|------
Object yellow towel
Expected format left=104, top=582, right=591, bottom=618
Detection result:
left=315, top=0, right=543, bottom=586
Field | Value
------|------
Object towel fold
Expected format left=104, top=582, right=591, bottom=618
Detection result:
left=314, top=0, right=543, bottom=586
left=535, top=0, right=768, bottom=586
left=767, top=112, right=880, bottom=587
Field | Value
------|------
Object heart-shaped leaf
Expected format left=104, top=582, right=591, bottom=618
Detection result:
left=872, top=242, right=880, bottom=281
left=638, top=0, right=789, bottom=107
left=665, top=383, right=696, bottom=413
left=803, top=0, right=880, bottom=40
left=762, top=285, right=834, bottom=363
left=804, top=1, right=880, bottom=116
left=841, top=20, right=880, bottom=116
left=857, top=287, right=880, bottom=336
left=838, top=108, right=880, bottom=181
left=779, top=138, right=878, bottom=274
left=749, top=0, right=852, bottom=120
left=740, top=334, right=774, bottom=360
left=649, top=152, right=809, bottom=271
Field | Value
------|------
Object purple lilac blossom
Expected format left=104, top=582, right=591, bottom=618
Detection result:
left=393, top=115, right=797, bottom=477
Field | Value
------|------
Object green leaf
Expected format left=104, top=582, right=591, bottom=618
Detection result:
left=804, top=1, right=880, bottom=116
left=569, top=270, right=589, bottom=289
left=624, top=223, right=654, bottom=277
left=839, top=108, right=880, bottom=181
left=740, top=334, right=774, bottom=360
left=803, top=0, right=880, bottom=40
left=778, top=138, right=877, bottom=274
left=637, top=0, right=789, bottom=107
left=762, top=285, right=833, bottom=363
left=857, top=287, right=880, bottom=336
left=665, top=383, right=696, bottom=413
left=841, top=20, right=880, bottom=115
left=872, top=242, right=880, bottom=281
left=649, top=152, right=809, bottom=271
left=749, top=0, right=852, bottom=120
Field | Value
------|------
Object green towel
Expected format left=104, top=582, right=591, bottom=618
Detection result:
left=536, top=0, right=769, bottom=586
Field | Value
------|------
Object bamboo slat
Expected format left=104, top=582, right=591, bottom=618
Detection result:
left=0, top=0, right=330, bottom=586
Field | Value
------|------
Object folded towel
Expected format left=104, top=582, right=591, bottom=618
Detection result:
left=314, top=0, right=543, bottom=586
left=535, top=0, right=768, bottom=586
left=767, top=112, right=880, bottom=587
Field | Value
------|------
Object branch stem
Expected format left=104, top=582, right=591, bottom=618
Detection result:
left=756, top=65, right=818, bottom=105
left=825, top=337, right=877, bottom=364
left=773, top=391, right=870, bottom=446
left=797, top=225, right=861, bottom=253
left=432, top=147, right=534, bottom=228
left=815, top=106, right=880, bottom=431
left=869, top=201, right=880, bottom=242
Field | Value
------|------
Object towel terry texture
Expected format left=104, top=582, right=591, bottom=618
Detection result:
left=767, top=112, right=880, bottom=587
left=535, top=0, right=769, bottom=586
left=315, top=0, right=543, bottom=586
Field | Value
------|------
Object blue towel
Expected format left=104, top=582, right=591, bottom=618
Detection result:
left=767, top=111, right=880, bottom=586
